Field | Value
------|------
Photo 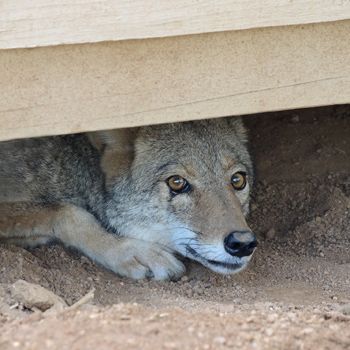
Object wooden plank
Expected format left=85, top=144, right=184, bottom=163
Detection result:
left=1, top=0, right=350, bottom=49
left=0, top=20, right=350, bottom=141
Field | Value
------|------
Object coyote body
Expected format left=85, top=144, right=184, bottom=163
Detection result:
left=0, top=118, right=256, bottom=280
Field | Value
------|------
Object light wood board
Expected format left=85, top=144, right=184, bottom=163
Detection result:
left=1, top=0, right=350, bottom=49
left=0, top=20, right=350, bottom=141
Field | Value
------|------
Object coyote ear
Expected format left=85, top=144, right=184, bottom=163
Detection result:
left=226, top=117, right=248, bottom=144
left=88, top=128, right=137, bottom=152
left=87, top=128, right=138, bottom=183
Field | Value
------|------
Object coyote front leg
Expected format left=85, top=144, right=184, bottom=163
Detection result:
left=0, top=203, right=185, bottom=280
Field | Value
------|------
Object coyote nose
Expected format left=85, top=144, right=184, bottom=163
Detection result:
left=224, top=231, right=257, bottom=258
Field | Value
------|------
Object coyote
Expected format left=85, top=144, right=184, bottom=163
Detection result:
left=0, top=117, right=257, bottom=280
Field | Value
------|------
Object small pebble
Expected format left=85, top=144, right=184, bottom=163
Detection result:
left=213, top=336, right=226, bottom=345
left=181, top=276, right=189, bottom=282
left=291, top=115, right=300, bottom=123
left=339, top=303, right=350, bottom=316
left=266, top=228, right=276, bottom=240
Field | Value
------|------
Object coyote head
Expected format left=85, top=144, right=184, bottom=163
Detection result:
left=90, top=117, right=257, bottom=274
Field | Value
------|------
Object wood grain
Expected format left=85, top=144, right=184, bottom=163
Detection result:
left=1, top=0, right=350, bottom=49
left=0, top=20, right=349, bottom=141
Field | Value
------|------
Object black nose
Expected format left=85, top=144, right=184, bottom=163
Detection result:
left=224, top=231, right=258, bottom=258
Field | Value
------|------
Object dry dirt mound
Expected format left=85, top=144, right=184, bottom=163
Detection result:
left=1, top=304, right=350, bottom=350
left=0, top=105, right=349, bottom=349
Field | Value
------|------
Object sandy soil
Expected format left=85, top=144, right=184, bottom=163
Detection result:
left=0, top=105, right=349, bottom=349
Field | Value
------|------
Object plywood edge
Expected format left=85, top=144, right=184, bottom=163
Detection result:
left=0, top=20, right=350, bottom=141
left=1, top=0, right=350, bottom=49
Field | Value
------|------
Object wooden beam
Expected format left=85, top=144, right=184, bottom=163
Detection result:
left=0, top=20, right=350, bottom=141
left=1, top=0, right=350, bottom=49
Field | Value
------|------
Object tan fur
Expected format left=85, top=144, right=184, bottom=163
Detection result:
left=88, top=129, right=136, bottom=183
left=0, top=202, right=184, bottom=280
left=0, top=117, right=255, bottom=280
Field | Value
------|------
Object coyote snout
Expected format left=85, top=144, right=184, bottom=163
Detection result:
left=171, top=226, right=257, bottom=276
left=167, top=183, right=257, bottom=275
left=0, top=117, right=256, bottom=280
left=224, top=231, right=257, bottom=257
left=185, top=229, right=258, bottom=274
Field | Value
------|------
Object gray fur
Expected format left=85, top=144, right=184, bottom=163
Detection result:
left=0, top=117, right=255, bottom=280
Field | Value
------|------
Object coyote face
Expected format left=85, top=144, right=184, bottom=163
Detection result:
left=102, top=118, right=257, bottom=275
left=1, top=117, right=257, bottom=279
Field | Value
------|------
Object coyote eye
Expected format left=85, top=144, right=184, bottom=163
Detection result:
left=231, top=171, right=247, bottom=191
left=167, top=175, right=191, bottom=194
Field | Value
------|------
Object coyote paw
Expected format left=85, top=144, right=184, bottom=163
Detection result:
left=105, top=239, right=185, bottom=280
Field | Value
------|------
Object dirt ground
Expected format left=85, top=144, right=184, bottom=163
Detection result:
left=0, top=105, right=349, bottom=349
